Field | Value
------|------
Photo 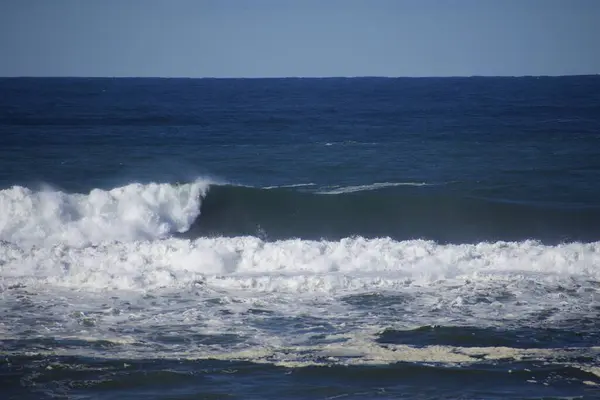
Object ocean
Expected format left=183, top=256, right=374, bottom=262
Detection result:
left=1, top=76, right=599, bottom=399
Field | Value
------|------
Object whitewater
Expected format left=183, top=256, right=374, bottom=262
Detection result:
left=0, top=180, right=209, bottom=247
left=2, top=182, right=599, bottom=352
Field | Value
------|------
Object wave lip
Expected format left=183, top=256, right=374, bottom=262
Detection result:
left=0, top=180, right=210, bottom=248
left=262, top=183, right=316, bottom=190
left=317, top=182, right=430, bottom=195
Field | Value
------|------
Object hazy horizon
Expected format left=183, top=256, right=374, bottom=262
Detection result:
left=1, top=0, right=599, bottom=78
left=2, top=74, right=599, bottom=79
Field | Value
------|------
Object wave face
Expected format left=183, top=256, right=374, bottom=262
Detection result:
left=185, top=183, right=600, bottom=244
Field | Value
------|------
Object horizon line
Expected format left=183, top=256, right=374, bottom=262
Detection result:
left=1, top=73, right=599, bottom=79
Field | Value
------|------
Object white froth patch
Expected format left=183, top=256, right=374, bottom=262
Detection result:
left=1, top=237, right=598, bottom=293
left=1, top=236, right=599, bottom=340
left=0, top=181, right=209, bottom=247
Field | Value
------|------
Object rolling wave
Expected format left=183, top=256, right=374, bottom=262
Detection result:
left=1, top=179, right=600, bottom=247
left=187, top=183, right=600, bottom=244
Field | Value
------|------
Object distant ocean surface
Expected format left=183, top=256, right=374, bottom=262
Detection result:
left=1, top=76, right=599, bottom=399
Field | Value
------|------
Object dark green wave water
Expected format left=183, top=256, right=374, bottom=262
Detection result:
left=183, top=184, right=600, bottom=243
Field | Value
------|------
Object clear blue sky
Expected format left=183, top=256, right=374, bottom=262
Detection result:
left=1, top=0, right=598, bottom=77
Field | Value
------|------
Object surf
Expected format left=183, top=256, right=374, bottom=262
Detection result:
left=0, top=180, right=209, bottom=247
left=2, top=179, right=600, bottom=247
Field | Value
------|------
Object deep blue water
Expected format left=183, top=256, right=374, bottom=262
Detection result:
left=1, top=77, right=599, bottom=399
left=2, top=77, right=599, bottom=197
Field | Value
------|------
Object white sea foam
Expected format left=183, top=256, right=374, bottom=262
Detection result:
left=1, top=235, right=599, bottom=373
left=0, top=180, right=209, bottom=247
left=1, top=236, right=598, bottom=294
left=318, top=181, right=429, bottom=194
left=1, top=182, right=599, bottom=373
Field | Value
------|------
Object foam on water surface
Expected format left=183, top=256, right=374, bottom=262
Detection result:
left=2, top=236, right=599, bottom=292
left=1, top=235, right=599, bottom=370
left=1, top=181, right=599, bottom=384
left=317, top=181, right=430, bottom=194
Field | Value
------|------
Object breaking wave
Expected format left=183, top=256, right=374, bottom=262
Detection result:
left=2, top=179, right=600, bottom=247
left=1, top=179, right=599, bottom=385
left=0, top=180, right=209, bottom=247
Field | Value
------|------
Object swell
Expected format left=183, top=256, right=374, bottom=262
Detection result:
left=183, top=184, right=600, bottom=244
left=2, top=181, right=599, bottom=247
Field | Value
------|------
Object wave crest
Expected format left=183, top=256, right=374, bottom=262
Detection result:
left=0, top=180, right=209, bottom=247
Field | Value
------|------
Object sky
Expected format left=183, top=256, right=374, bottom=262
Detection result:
left=0, top=0, right=598, bottom=78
